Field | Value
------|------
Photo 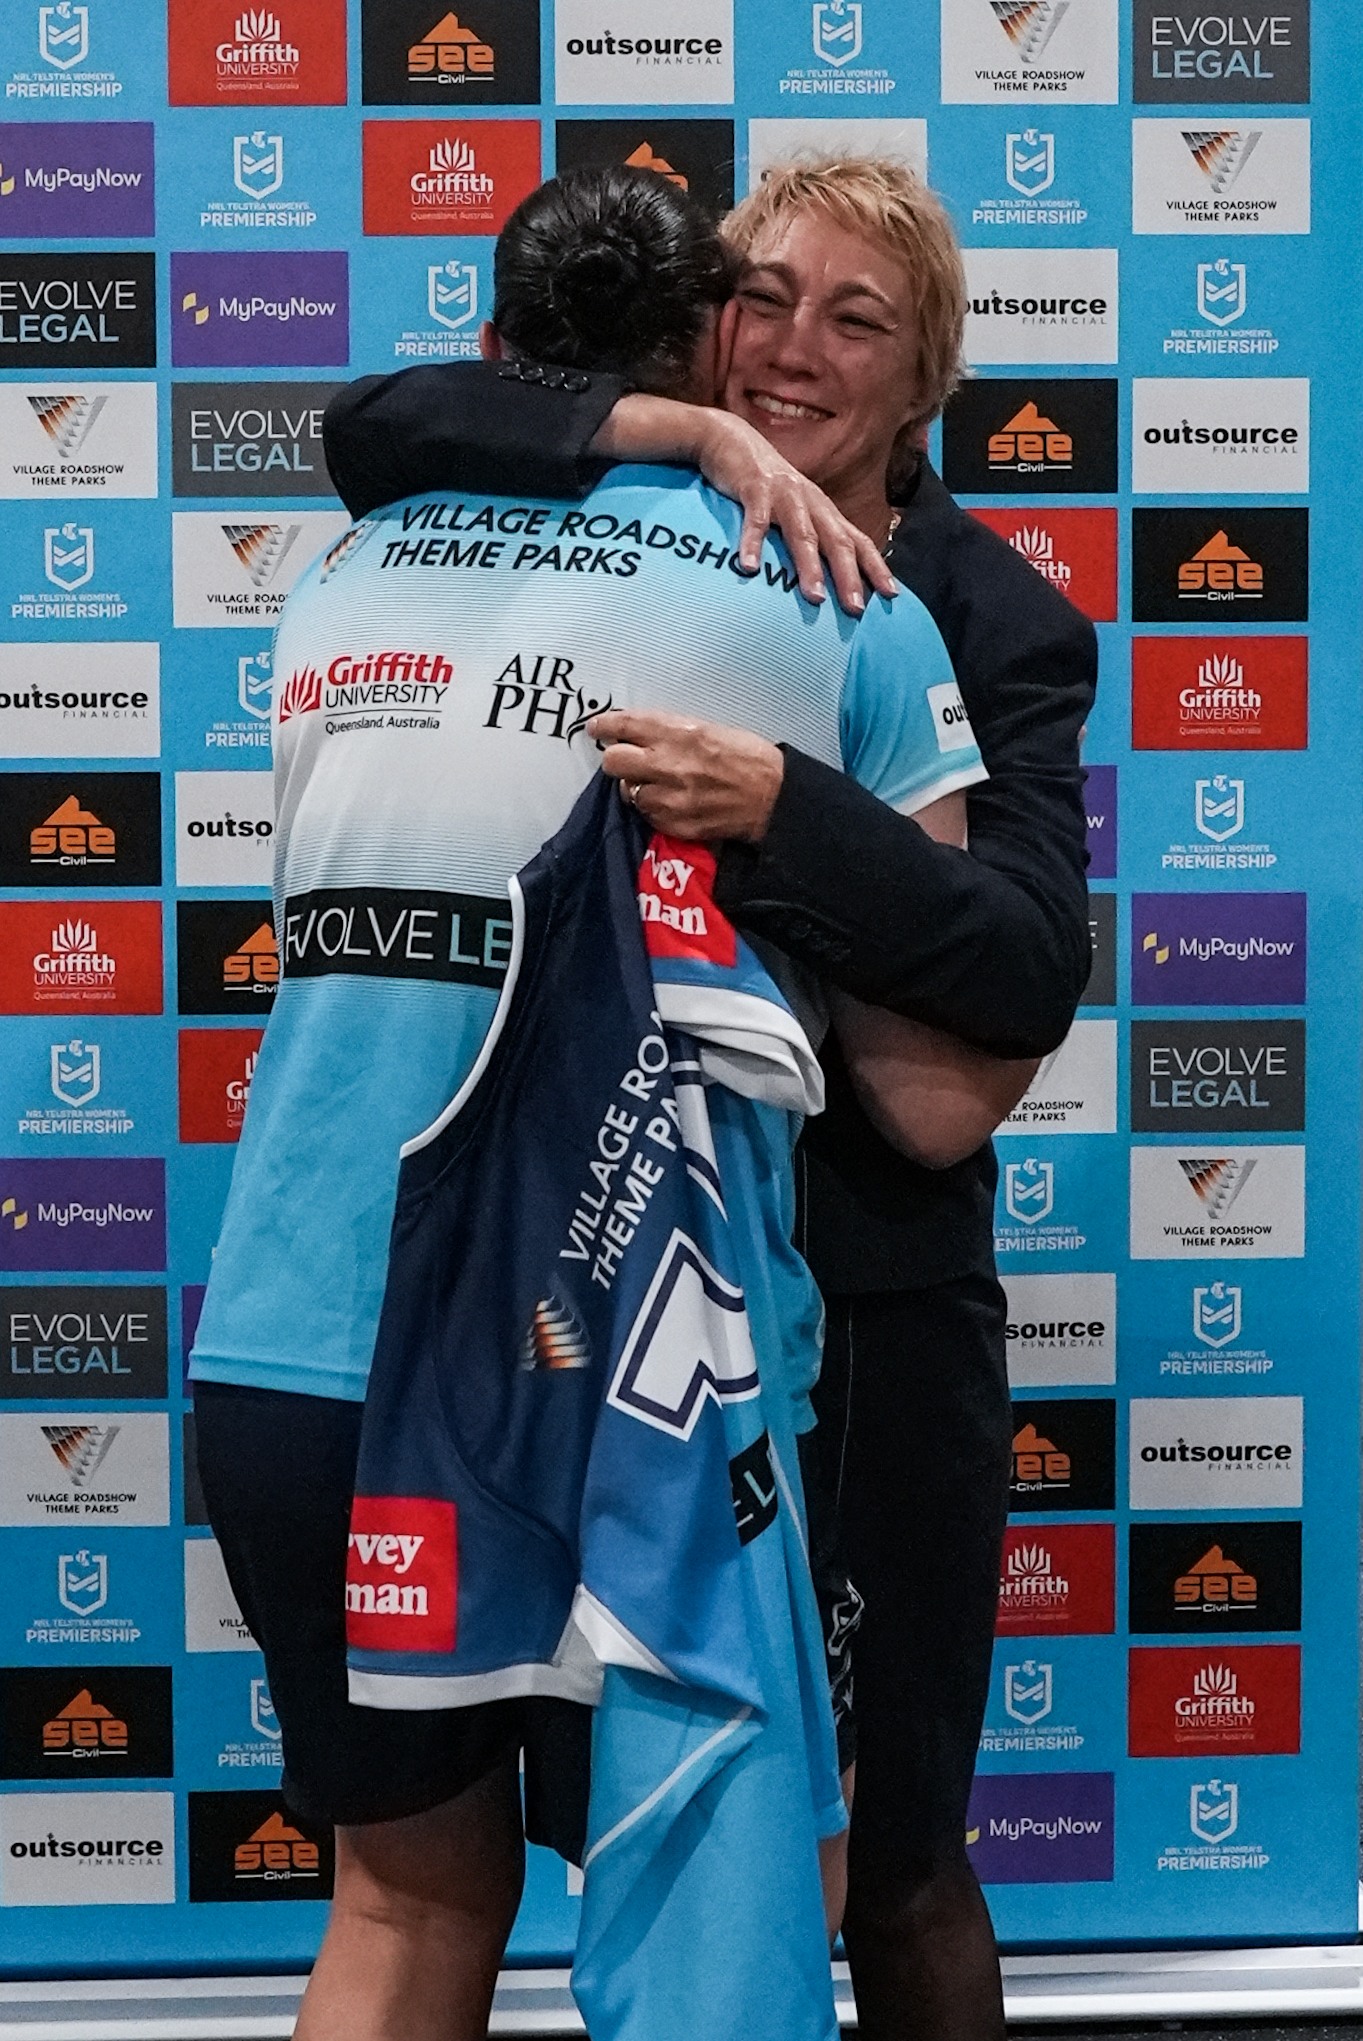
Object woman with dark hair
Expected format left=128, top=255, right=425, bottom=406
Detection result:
left=326, top=154, right=1096, bottom=2041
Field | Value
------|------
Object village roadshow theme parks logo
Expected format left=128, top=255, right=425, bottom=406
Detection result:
left=940, top=0, right=1119, bottom=102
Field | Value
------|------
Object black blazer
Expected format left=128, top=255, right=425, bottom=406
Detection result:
left=322, top=363, right=1098, bottom=1292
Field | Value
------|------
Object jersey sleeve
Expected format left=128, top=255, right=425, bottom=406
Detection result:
left=839, top=588, right=988, bottom=815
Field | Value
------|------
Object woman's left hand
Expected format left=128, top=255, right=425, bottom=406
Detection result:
left=587, top=708, right=785, bottom=842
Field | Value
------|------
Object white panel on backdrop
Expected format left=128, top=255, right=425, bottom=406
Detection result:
left=1133, top=379, right=1309, bottom=494
left=0, top=642, right=160, bottom=759
left=1000, top=1020, right=1117, bottom=1133
left=0, top=1411, right=168, bottom=1526
left=0, top=1793, right=176, bottom=1908
left=965, top=249, right=1118, bottom=365
left=184, top=1538, right=257, bottom=1654
left=1132, top=119, right=1311, bottom=235
left=554, top=0, right=734, bottom=104
left=0, top=383, right=157, bottom=499
left=1129, top=1395, right=1303, bottom=1509
left=175, top=771, right=274, bottom=887
left=746, top=118, right=928, bottom=190
left=1129, top=1145, right=1305, bottom=1259
left=940, top=0, right=1118, bottom=103
left=1004, top=1272, right=1117, bottom=1388
left=171, top=510, right=350, bottom=629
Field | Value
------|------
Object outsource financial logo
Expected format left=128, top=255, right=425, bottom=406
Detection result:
left=962, top=248, right=1118, bottom=366
left=1132, top=377, right=1308, bottom=494
left=0, top=1789, right=175, bottom=1905
left=1128, top=1393, right=1302, bottom=1509
left=554, top=0, right=734, bottom=106
left=0, top=643, right=160, bottom=761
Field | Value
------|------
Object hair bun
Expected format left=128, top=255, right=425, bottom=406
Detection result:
left=556, top=231, right=643, bottom=300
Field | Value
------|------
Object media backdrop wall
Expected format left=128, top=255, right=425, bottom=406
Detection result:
left=0, top=0, right=1357, bottom=1975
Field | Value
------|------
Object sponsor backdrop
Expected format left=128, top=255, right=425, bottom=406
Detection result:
left=0, top=0, right=1357, bottom=1978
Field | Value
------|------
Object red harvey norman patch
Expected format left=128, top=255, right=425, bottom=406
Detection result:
left=995, top=1522, right=1114, bottom=1637
left=638, top=836, right=737, bottom=968
left=970, top=508, right=1117, bottom=623
left=362, top=119, right=540, bottom=236
left=1127, top=1643, right=1300, bottom=1756
left=168, top=0, right=348, bottom=105
left=346, top=1496, right=457, bottom=1654
left=0, top=900, right=162, bottom=1015
left=1131, top=636, right=1308, bottom=751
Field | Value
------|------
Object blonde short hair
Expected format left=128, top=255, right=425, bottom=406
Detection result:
left=722, top=156, right=967, bottom=431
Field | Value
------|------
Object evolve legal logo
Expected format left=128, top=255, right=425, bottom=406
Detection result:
left=1, top=1286, right=168, bottom=1398
left=0, top=122, right=153, bottom=237
left=1128, top=1394, right=1302, bottom=1508
left=0, top=1666, right=172, bottom=1778
left=0, top=1158, right=166, bottom=1273
left=168, top=0, right=347, bottom=105
left=965, top=1773, right=1114, bottom=1883
left=0, top=253, right=155, bottom=371
left=996, top=1523, right=1114, bottom=1635
left=1132, top=379, right=1308, bottom=495
left=362, top=120, right=541, bottom=235
left=747, top=118, right=926, bottom=191
left=281, top=886, right=513, bottom=990
left=555, top=119, right=735, bottom=216
left=171, top=509, right=349, bottom=627
left=1083, top=764, right=1116, bottom=880
left=1164, top=258, right=1279, bottom=358
left=1157, top=1777, right=1270, bottom=1873
left=175, top=770, right=275, bottom=887
left=1003, top=1271, right=1116, bottom=1388
left=11, top=522, right=130, bottom=626
left=363, top=0, right=541, bottom=104
left=1128, top=1643, right=1299, bottom=1754
left=199, top=130, right=318, bottom=231
left=1130, top=1021, right=1304, bottom=1133
left=17, top=1035, right=137, bottom=1139
left=1084, top=892, right=1116, bottom=1007
left=178, top=1028, right=264, bottom=1143
left=0, top=771, right=160, bottom=888
left=0, top=643, right=159, bottom=760
left=178, top=901, right=279, bottom=1015
left=1130, top=1145, right=1304, bottom=1261
left=1009, top=1398, right=1116, bottom=1511
left=775, top=0, right=896, bottom=99
left=1131, top=892, right=1305, bottom=1005
left=172, top=252, right=348, bottom=368
left=0, top=1790, right=175, bottom=1906
left=0, top=1409, right=169, bottom=1524
left=171, top=382, right=340, bottom=498
left=963, top=250, right=1118, bottom=366
left=346, top=1495, right=457, bottom=1652
left=0, top=902, right=162, bottom=1017
left=0, top=382, right=157, bottom=499
left=940, top=0, right=1119, bottom=102
left=554, top=0, right=734, bottom=106
left=980, top=1658, right=1086, bottom=1755
left=184, top=1537, right=256, bottom=1652
left=972, top=127, right=1089, bottom=229
left=1129, top=1520, right=1301, bottom=1633
left=214, top=1675, right=283, bottom=1771
left=941, top=378, right=1118, bottom=495
left=1134, top=0, right=1309, bottom=102
left=6, top=3, right=124, bottom=104
left=999, top=1020, right=1117, bottom=1134
left=1132, top=117, right=1310, bottom=233
left=969, top=508, right=1117, bottom=622
left=995, top=1157, right=1088, bottom=1258
left=1132, top=638, right=1307, bottom=750
left=25, top=1546, right=142, bottom=1649
left=188, top=1790, right=334, bottom=1902
left=1131, top=510, right=1307, bottom=625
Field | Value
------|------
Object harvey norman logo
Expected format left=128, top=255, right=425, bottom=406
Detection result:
left=1133, top=378, right=1308, bottom=493
left=963, top=249, right=1117, bottom=365
left=345, top=1496, right=456, bottom=1650
left=1132, top=116, right=1310, bottom=232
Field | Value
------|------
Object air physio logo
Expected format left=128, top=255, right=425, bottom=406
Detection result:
left=362, top=120, right=541, bottom=234
left=345, top=1496, right=457, bottom=1651
left=1132, top=117, right=1311, bottom=233
left=168, top=1, right=348, bottom=105
left=1131, top=638, right=1307, bottom=749
left=555, top=0, right=734, bottom=105
left=940, top=0, right=1119, bottom=103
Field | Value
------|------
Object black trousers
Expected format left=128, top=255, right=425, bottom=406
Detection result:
left=806, top=1274, right=1012, bottom=1887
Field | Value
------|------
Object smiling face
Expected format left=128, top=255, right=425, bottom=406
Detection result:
left=722, top=208, right=922, bottom=524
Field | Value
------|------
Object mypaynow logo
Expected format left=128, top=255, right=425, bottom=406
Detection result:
left=1132, top=893, right=1305, bottom=1005
left=0, top=1159, right=165, bottom=1271
left=966, top=1772, right=1114, bottom=1883
left=170, top=252, right=348, bottom=368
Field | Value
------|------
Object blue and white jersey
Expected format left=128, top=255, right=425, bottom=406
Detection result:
left=189, top=466, right=986, bottom=1408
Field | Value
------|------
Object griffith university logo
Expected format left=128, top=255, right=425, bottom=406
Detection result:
left=412, top=136, right=493, bottom=209
left=999, top=1540, right=1068, bottom=1614
left=277, top=650, right=454, bottom=726
left=1008, top=525, right=1070, bottom=592
left=217, top=10, right=301, bottom=86
left=28, top=394, right=106, bottom=461
left=1183, top=129, right=1260, bottom=194
left=39, top=3, right=90, bottom=68
left=1179, top=1155, right=1255, bottom=1220
left=34, top=917, right=116, bottom=995
left=1178, top=1661, right=1254, bottom=1726
left=990, top=0, right=1067, bottom=65
left=409, top=11, right=495, bottom=84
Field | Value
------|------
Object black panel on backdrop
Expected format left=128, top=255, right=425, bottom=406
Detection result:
left=941, top=378, right=1119, bottom=495
left=555, top=119, right=735, bottom=215
left=0, top=1665, right=174, bottom=1779
left=0, top=771, right=161, bottom=887
left=177, top=901, right=279, bottom=1015
left=1130, top=1018, right=1305, bottom=1131
left=188, top=1791, right=336, bottom=1903
left=362, top=0, right=541, bottom=104
left=1131, top=508, right=1309, bottom=622
left=171, top=383, right=342, bottom=498
left=1009, top=1398, right=1117, bottom=1511
left=1083, top=893, right=1117, bottom=1008
left=1129, top=1520, right=1302, bottom=1633
left=0, top=252, right=156, bottom=369
left=0, top=1287, right=168, bottom=1399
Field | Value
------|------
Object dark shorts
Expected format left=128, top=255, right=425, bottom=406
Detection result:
left=803, top=1275, right=1012, bottom=1886
left=193, top=1379, right=592, bottom=1855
